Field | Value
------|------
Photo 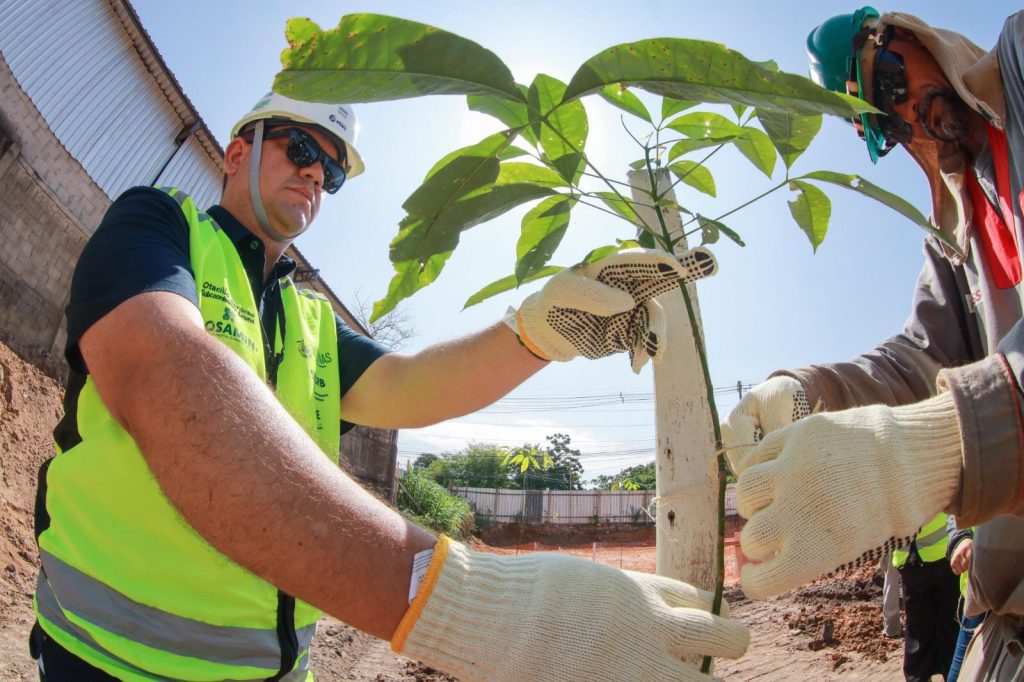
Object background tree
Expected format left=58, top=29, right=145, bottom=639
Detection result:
left=591, top=461, right=656, bottom=490
left=350, top=286, right=415, bottom=350
left=422, top=443, right=515, bottom=488
left=505, top=432, right=581, bottom=485
left=411, top=452, right=440, bottom=471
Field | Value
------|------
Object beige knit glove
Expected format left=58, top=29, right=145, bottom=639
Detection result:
left=735, top=392, right=963, bottom=599
left=721, top=376, right=811, bottom=476
left=515, top=247, right=717, bottom=373
left=392, top=536, right=749, bottom=681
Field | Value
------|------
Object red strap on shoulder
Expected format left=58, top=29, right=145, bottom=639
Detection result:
left=965, top=126, right=1022, bottom=289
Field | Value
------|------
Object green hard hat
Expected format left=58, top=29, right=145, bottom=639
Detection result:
left=806, top=7, right=879, bottom=94
left=806, top=7, right=890, bottom=162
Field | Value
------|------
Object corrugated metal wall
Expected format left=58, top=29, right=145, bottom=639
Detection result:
left=452, top=485, right=738, bottom=524
left=0, top=0, right=221, bottom=207
left=452, top=487, right=657, bottom=524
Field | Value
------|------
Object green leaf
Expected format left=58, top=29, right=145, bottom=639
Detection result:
left=516, top=195, right=577, bottom=283
left=594, top=191, right=645, bottom=229
left=528, top=74, right=589, bottom=184
left=628, top=158, right=647, bottom=170
left=661, top=98, right=698, bottom=120
left=499, top=147, right=530, bottom=160
left=733, top=126, right=777, bottom=178
left=666, top=112, right=742, bottom=139
left=667, top=136, right=736, bottom=163
left=564, top=37, right=877, bottom=117
left=401, top=130, right=511, bottom=230
left=787, top=180, right=831, bottom=251
left=668, top=160, right=716, bottom=197
left=372, top=251, right=452, bottom=321
left=598, top=84, right=652, bottom=123
left=800, top=170, right=957, bottom=252
left=732, top=104, right=748, bottom=120
left=463, top=265, right=564, bottom=309
left=275, top=14, right=523, bottom=103
left=468, top=84, right=538, bottom=145
left=697, top=214, right=745, bottom=247
left=581, top=241, right=642, bottom=265
left=756, top=111, right=822, bottom=169
left=393, top=159, right=565, bottom=264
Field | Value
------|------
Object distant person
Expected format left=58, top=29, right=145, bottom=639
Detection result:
left=30, top=91, right=747, bottom=680
left=722, top=8, right=1024, bottom=680
left=945, top=524, right=987, bottom=682
left=890, top=514, right=960, bottom=681
left=880, top=548, right=903, bottom=639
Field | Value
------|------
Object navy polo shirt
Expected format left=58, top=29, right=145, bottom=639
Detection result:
left=65, top=186, right=389, bottom=433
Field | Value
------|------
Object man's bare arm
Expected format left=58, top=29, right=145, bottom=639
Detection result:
left=80, top=290, right=435, bottom=640
left=341, top=321, right=547, bottom=429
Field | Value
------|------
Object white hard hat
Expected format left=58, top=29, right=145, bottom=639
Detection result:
left=231, top=91, right=365, bottom=179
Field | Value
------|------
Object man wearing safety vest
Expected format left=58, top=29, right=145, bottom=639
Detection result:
left=29, top=90, right=749, bottom=680
left=890, top=513, right=959, bottom=680
left=721, top=8, right=1024, bottom=680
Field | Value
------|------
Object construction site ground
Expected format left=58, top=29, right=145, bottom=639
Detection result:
left=0, top=340, right=902, bottom=680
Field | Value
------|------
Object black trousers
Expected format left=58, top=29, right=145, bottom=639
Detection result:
left=30, top=623, right=117, bottom=682
left=898, top=557, right=962, bottom=682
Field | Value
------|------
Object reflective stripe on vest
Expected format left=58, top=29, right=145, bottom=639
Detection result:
left=35, top=187, right=339, bottom=680
left=893, top=513, right=950, bottom=567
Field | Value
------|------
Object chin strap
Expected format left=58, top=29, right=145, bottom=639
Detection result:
left=247, top=120, right=310, bottom=243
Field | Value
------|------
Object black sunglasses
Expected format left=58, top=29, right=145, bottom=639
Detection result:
left=249, top=126, right=348, bottom=194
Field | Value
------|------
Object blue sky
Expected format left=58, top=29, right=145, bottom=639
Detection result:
left=133, top=1, right=1017, bottom=481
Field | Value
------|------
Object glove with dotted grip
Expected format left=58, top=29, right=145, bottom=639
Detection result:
left=721, top=376, right=811, bottom=477
left=515, top=247, right=717, bottom=373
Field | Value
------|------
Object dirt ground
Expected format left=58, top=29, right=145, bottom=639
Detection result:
left=0, top=340, right=903, bottom=680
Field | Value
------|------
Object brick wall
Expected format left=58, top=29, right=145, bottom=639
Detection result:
left=0, top=54, right=110, bottom=375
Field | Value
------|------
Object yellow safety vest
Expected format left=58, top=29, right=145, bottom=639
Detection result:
left=893, top=513, right=950, bottom=568
left=34, top=187, right=340, bottom=681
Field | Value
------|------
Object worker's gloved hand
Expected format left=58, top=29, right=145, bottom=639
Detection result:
left=514, top=247, right=717, bottom=373
left=735, top=392, right=963, bottom=600
left=721, top=376, right=810, bottom=477
left=393, top=536, right=749, bottom=681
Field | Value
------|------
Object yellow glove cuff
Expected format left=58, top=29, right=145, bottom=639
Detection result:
left=392, top=535, right=451, bottom=654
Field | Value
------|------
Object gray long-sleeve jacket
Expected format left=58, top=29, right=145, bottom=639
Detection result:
left=777, top=12, right=1024, bottom=620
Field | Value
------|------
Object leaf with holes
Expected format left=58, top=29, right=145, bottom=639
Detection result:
left=563, top=37, right=877, bottom=117
left=757, top=111, right=822, bottom=169
left=276, top=15, right=523, bottom=103
left=516, top=195, right=577, bottom=283
left=732, top=126, right=776, bottom=178
left=666, top=112, right=742, bottom=140
left=463, top=266, right=564, bottom=309
left=697, top=215, right=745, bottom=247
left=669, top=160, right=716, bottom=197
left=528, top=74, right=588, bottom=184
left=787, top=180, right=831, bottom=252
